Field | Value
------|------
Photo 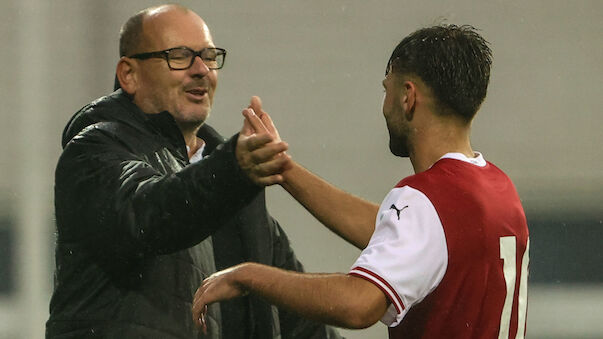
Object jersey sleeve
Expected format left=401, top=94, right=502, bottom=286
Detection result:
left=349, top=185, right=448, bottom=327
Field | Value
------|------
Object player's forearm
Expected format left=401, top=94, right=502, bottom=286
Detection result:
left=236, top=263, right=384, bottom=329
left=280, top=161, right=378, bottom=249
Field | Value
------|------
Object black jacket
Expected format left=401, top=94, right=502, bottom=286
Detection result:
left=47, top=90, right=341, bottom=339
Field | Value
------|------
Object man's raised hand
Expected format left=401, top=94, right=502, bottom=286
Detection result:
left=236, top=108, right=291, bottom=186
left=248, top=96, right=283, bottom=143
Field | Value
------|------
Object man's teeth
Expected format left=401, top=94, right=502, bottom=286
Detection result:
left=188, top=89, right=206, bottom=95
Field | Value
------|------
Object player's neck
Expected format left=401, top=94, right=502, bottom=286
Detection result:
left=410, top=125, right=473, bottom=173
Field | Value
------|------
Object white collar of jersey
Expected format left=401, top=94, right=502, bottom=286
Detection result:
left=187, top=144, right=206, bottom=164
left=439, top=152, right=486, bottom=167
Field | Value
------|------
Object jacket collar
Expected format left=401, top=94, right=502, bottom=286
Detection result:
left=63, top=89, right=226, bottom=160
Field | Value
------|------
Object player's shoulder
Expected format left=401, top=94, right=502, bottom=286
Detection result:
left=393, top=158, right=459, bottom=189
left=383, top=182, right=435, bottom=212
left=397, top=157, right=509, bottom=188
left=394, top=167, right=438, bottom=191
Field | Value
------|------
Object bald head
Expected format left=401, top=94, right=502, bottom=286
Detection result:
left=119, top=4, right=199, bottom=57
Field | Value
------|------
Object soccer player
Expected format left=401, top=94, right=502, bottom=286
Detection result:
left=192, top=24, right=529, bottom=338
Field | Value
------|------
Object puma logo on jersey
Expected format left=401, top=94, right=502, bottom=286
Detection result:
left=389, top=204, right=409, bottom=220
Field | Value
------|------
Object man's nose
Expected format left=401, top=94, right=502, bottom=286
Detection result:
left=189, top=55, right=210, bottom=76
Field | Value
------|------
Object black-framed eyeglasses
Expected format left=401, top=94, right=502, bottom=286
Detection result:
left=128, top=46, right=226, bottom=70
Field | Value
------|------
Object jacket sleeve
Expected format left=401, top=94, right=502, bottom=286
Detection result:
left=55, top=122, right=260, bottom=260
left=269, top=217, right=345, bottom=339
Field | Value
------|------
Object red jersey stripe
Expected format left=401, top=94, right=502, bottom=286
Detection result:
left=349, top=266, right=406, bottom=313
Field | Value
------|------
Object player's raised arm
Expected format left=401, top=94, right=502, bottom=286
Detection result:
left=248, top=97, right=379, bottom=249
left=280, top=163, right=378, bottom=249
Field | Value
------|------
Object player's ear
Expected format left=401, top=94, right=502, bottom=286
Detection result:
left=116, top=57, right=138, bottom=95
left=400, top=80, right=416, bottom=120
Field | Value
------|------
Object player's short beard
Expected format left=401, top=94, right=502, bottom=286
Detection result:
left=388, top=123, right=412, bottom=157
left=389, top=137, right=410, bottom=157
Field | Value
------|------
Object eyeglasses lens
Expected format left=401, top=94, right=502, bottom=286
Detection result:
left=167, top=48, right=223, bottom=70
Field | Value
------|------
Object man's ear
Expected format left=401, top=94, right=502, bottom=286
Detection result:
left=116, top=57, right=138, bottom=95
left=400, top=80, right=417, bottom=120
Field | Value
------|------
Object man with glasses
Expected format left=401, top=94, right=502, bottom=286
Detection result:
left=46, top=4, right=340, bottom=339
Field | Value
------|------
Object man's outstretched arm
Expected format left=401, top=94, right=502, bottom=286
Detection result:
left=248, top=97, right=379, bottom=249
left=192, top=263, right=388, bottom=333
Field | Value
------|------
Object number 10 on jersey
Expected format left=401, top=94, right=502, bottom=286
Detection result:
left=499, top=236, right=529, bottom=339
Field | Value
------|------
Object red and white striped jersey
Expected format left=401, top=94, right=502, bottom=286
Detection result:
left=350, top=153, right=529, bottom=339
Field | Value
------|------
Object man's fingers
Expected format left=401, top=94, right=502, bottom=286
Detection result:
left=241, top=113, right=254, bottom=136
left=246, top=141, right=289, bottom=164
left=259, top=112, right=278, bottom=137
left=237, top=102, right=290, bottom=187
left=243, top=108, right=269, bottom=134
left=249, top=154, right=291, bottom=177
left=192, top=286, right=210, bottom=334
left=200, top=305, right=207, bottom=334
left=249, top=96, right=268, bottom=120
left=246, top=97, right=282, bottom=142
left=245, top=154, right=292, bottom=187
left=254, top=174, right=285, bottom=186
left=249, top=96, right=263, bottom=116
left=192, top=302, right=203, bottom=328
left=192, top=287, right=205, bottom=324
left=251, top=96, right=262, bottom=108
left=237, top=138, right=290, bottom=187
left=243, top=133, right=276, bottom=153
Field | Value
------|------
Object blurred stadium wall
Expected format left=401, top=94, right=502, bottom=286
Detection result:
left=0, top=1, right=601, bottom=338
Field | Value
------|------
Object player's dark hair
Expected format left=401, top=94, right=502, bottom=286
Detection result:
left=387, top=24, right=492, bottom=122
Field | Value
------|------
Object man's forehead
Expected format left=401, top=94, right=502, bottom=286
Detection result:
left=143, top=9, right=206, bottom=32
left=144, top=4, right=192, bottom=20
left=142, top=9, right=213, bottom=49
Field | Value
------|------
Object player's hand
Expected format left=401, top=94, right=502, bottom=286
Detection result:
left=192, top=266, right=248, bottom=334
left=236, top=108, right=291, bottom=186
left=248, top=96, right=283, bottom=144
left=247, top=96, right=296, bottom=185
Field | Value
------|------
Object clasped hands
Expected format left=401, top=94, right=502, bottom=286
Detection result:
left=193, top=96, right=288, bottom=333
left=235, top=96, right=291, bottom=186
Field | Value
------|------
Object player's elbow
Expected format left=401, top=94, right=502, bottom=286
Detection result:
left=338, top=276, right=389, bottom=328
left=336, top=296, right=383, bottom=329
left=340, top=305, right=381, bottom=329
